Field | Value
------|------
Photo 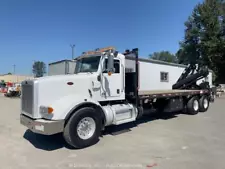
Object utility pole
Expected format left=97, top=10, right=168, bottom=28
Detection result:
left=32, top=60, right=35, bottom=77
left=70, top=44, right=75, bottom=60
left=13, top=64, right=16, bottom=74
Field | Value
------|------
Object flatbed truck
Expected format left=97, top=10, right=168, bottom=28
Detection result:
left=20, top=47, right=212, bottom=149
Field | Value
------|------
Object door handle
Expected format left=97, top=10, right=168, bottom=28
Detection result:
left=121, top=64, right=125, bottom=92
left=117, top=89, right=120, bottom=94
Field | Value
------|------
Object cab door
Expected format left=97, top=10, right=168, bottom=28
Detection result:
left=101, top=58, right=122, bottom=98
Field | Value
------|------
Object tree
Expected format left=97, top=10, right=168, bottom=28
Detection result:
left=7, top=72, right=12, bottom=75
left=32, top=61, right=46, bottom=77
left=178, top=0, right=225, bottom=83
left=149, top=51, right=178, bottom=63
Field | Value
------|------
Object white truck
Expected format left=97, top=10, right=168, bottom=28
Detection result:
left=20, top=47, right=212, bottom=149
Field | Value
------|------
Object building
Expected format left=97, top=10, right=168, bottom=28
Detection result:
left=0, top=74, right=34, bottom=83
left=48, top=59, right=76, bottom=76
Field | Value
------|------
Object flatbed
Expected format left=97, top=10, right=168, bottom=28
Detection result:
left=138, top=89, right=209, bottom=99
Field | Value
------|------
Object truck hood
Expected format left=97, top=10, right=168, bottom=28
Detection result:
left=34, top=73, right=99, bottom=106
left=35, top=73, right=95, bottom=83
left=21, top=73, right=101, bottom=119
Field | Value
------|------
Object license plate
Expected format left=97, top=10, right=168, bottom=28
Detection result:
left=34, top=125, right=44, bottom=131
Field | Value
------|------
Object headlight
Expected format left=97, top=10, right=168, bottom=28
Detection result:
left=40, top=106, right=54, bottom=116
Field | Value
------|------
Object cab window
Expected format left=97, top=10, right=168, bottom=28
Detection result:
left=103, top=59, right=120, bottom=73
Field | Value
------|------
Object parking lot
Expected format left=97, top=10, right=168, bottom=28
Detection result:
left=0, top=94, right=225, bottom=169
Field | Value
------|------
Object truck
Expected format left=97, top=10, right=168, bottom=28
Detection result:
left=20, top=47, right=212, bottom=149
left=4, top=83, right=21, bottom=97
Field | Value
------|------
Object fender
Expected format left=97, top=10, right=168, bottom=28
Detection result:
left=46, top=94, right=105, bottom=122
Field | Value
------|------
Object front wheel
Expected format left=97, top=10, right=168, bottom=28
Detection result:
left=63, top=107, right=102, bottom=149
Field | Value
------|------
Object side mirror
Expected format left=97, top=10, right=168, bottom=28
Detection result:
left=114, top=51, right=118, bottom=57
left=97, top=75, right=101, bottom=81
left=107, top=53, right=114, bottom=75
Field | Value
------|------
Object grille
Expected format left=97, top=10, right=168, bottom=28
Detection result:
left=21, top=83, right=34, bottom=116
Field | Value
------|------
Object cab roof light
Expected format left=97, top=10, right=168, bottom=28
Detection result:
left=82, top=46, right=116, bottom=55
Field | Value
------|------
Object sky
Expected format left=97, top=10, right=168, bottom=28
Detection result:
left=0, top=0, right=203, bottom=75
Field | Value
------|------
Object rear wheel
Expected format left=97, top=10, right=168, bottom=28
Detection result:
left=187, top=97, right=199, bottom=115
left=63, top=107, right=102, bottom=149
left=199, top=95, right=209, bottom=112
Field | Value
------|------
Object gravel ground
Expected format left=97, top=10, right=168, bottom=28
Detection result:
left=0, top=94, right=225, bottom=169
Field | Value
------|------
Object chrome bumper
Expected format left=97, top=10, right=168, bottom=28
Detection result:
left=20, top=114, right=65, bottom=135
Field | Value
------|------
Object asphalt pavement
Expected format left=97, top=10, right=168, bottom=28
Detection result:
left=0, top=94, right=225, bottom=169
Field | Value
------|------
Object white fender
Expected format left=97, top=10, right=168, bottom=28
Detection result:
left=45, top=94, right=103, bottom=120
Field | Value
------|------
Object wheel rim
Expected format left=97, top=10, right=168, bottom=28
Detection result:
left=203, top=98, right=208, bottom=109
left=193, top=100, right=199, bottom=111
left=77, top=117, right=96, bottom=140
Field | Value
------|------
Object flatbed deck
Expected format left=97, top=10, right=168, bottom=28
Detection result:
left=138, top=89, right=209, bottom=99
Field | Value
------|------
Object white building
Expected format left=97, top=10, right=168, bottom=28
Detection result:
left=0, top=74, right=34, bottom=83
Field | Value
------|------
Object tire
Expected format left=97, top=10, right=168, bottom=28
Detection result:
left=187, top=96, right=199, bottom=115
left=209, top=94, right=215, bottom=103
left=63, top=107, right=102, bottom=149
left=199, top=95, right=209, bottom=112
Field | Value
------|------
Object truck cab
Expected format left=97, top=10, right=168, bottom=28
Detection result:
left=21, top=48, right=127, bottom=118
left=74, top=51, right=125, bottom=101
left=20, top=47, right=138, bottom=148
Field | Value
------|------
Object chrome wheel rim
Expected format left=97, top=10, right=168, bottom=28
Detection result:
left=203, top=98, right=208, bottom=109
left=193, top=100, right=199, bottom=111
left=77, top=117, right=96, bottom=140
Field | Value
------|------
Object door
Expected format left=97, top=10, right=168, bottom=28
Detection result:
left=101, top=58, right=122, bottom=98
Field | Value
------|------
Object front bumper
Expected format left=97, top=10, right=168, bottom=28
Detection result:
left=20, top=114, right=65, bottom=135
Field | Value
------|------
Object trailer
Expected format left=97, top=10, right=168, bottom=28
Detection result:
left=20, top=47, right=213, bottom=149
left=48, top=59, right=76, bottom=76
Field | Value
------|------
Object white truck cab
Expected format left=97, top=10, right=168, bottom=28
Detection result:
left=20, top=47, right=137, bottom=148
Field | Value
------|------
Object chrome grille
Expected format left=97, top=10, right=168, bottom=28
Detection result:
left=21, top=82, right=34, bottom=115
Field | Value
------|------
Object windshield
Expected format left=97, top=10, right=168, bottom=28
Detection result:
left=75, top=56, right=101, bottom=73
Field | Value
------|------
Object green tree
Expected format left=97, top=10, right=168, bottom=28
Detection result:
left=149, top=51, right=178, bottom=63
left=32, top=61, right=46, bottom=77
left=7, top=72, right=12, bottom=75
left=178, top=0, right=225, bottom=82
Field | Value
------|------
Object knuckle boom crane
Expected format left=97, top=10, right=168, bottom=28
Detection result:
left=172, top=63, right=210, bottom=90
